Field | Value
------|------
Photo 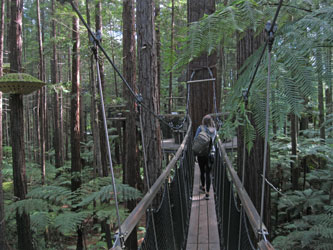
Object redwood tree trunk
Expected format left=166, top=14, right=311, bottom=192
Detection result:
left=316, top=48, right=325, bottom=142
left=168, top=0, right=175, bottom=114
left=236, top=30, right=271, bottom=233
left=137, top=0, right=162, bottom=196
left=0, top=0, right=5, bottom=248
left=95, top=1, right=112, bottom=248
left=123, top=0, right=139, bottom=248
left=85, top=0, right=102, bottom=177
left=36, top=0, right=46, bottom=184
left=9, top=0, right=33, bottom=249
left=95, top=0, right=108, bottom=178
left=0, top=92, right=4, bottom=250
left=187, top=0, right=217, bottom=134
left=290, top=113, right=299, bottom=190
left=326, top=48, right=332, bottom=138
left=51, top=0, right=63, bottom=170
left=155, top=0, right=161, bottom=99
left=70, top=1, right=83, bottom=248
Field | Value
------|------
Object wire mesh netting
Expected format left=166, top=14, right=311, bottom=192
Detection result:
left=212, top=145, right=256, bottom=250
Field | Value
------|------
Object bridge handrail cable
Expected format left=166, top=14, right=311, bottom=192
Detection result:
left=216, top=138, right=274, bottom=249
left=113, top=116, right=192, bottom=247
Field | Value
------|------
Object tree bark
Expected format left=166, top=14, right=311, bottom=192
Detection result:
left=123, top=0, right=139, bottom=248
left=187, top=0, right=217, bottom=134
left=70, top=1, right=83, bottom=248
left=137, top=0, right=162, bottom=199
left=9, top=0, right=33, bottom=249
left=95, top=0, right=108, bottom=178
left=316, top=48, right=325, bottom=143
left=94, top=1, right=112, bottom=247
left=236, top=29, right=271, bottom=233
left=51, top=0, right=63, bottom=170
left=0, top=92, right=4, bottom=250
left=0, top=1, right=5, bottom=247
left=168, top=0, right=175, bottom=114
left=290, top=113, right=299, bottom=190
left=326, top=48, right=332, bottom=138
left=36, top=0, right=46, bottom=184
left=155, top=0, right=161, bottom=101
left=85, top=0, right=102, bottom=177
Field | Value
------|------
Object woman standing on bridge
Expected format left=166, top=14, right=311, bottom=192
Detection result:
left=194, top=114, right=216, bottom=200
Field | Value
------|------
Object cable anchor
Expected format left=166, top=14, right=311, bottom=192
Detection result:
left=265, top=21, right=277, bottom=52
left=242, top=88, right=249, bottom=106
left=136, top=94, right=143, bottom=106
left=258, top=228, right=269, bottom=242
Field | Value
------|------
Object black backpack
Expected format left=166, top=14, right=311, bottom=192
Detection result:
left=192, top=125, right=212, bottom=156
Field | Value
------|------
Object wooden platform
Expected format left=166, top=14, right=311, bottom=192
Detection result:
left=162, top=138, right=180, bottom=152
left=186, top=163, right=220, bottom=250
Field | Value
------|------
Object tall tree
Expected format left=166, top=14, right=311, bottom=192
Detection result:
left=51, top=0, right=64, bottom=170
left=9, top=0, right=34, bottom=249
left=123, top=0, right=139, bottom=248
left=95, top=0, right=108, bottom=178
left=155, top=0, right=161, bottom=95
left=290, top=113, right=299, bottom=190
left=316, top=48, right=325, bottom=142
left=85, top=0, right=102, bottom=177
left=0, top=0, right=5, bottom=248
left=187, top=0, right=217, bottom=134
left=36, top=0, right=46, bottom=184
left=326, top=48, right=332, bottom=137
left=95, top=1, right=112, bottom=247
left=236, top=30, right=271, bottom=232
left=70, top=0, right=83, bottom=248
left=137, top=0, right=162, bottom=194
left=168, top=0, right=175, bottom=114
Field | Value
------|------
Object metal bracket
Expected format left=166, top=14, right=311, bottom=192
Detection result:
left=265, top=21, right=278, bottom=52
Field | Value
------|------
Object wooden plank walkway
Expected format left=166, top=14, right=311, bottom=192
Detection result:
left=186, top=163, right=220, bottom=250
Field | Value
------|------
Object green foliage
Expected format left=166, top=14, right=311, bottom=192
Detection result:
left=175, top=0, right=264, bottom=70
left=54, top=211, right=92, bottom=234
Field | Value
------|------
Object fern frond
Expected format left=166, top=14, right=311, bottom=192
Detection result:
left=54, top=211, right=92, bottom=234
left=31, top=212, right=52, bottom=232
left=77, top=183, right=142, bottom=207
left=5, top=199, right=49, bottom=219
left=27, top=185, right=73, bottom=205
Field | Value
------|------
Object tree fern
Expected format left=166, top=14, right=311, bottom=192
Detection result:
left=5, top=199, right=49, bottom=219
left=54, top=211, right=92, bottom=234
left=30, top=212, right=52, bottom=233
left=77, top=183, right=142, bottom=207
left=27, top=185, right=73, bottom=205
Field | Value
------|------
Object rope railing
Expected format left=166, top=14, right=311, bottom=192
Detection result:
left=213, top=138, right=275, bottom=250
left=112, top=116, right=194, bottom=249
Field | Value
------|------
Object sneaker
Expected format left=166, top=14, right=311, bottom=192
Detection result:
left=200, top=185, right=205, bottom=193
left=205, top=193, right=209, bottom=200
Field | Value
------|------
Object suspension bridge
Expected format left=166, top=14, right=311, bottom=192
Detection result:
left=110, top=117, right=274, bottom=250
left=54, top=1, right=284, bottom=249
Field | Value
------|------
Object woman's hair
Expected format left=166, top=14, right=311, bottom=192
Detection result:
left=202, top=114, right=215, bottom=128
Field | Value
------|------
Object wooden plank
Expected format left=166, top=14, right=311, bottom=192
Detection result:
left=209, top=244, right=220, bottom=250
left=187, top=164, right=200, bottom=247
left=198, top=193, right=209, bottom=244
left=187, top=162, right=221, bottom=249
left=187, top=200, right=199, bottom=244
left=208, top=188, right=219, bottom=244
left=197, top=243, right=209, bottom=250
left=186, top=243, right=197, bottom=250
